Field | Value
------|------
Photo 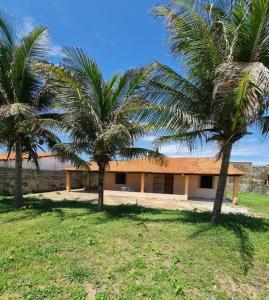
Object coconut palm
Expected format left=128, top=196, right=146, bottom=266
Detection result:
left=37, top=47, right=164, bottom=211
left=145, top=0, right=269, bottom=222
left=0, top=11, right=60, bottom=208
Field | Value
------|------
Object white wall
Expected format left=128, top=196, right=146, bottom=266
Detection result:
left=0, top=156, right=72, bottom=171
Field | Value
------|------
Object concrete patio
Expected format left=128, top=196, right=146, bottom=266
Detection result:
left=31, top=189, right=250, bottom=215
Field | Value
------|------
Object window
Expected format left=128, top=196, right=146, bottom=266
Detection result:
left=115, top=173, right=126, bottom=184
left=200, top=176, right=213, bottom=189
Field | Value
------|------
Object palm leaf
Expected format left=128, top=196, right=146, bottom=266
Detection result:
left=120, top=147, right=167, bottom=165
left=11, top=26, right=48, bottom=102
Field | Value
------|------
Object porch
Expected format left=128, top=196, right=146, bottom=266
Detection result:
left=65, top=170, right=240, bottom=204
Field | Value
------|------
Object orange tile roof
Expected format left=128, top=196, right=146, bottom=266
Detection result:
left=0, top=152, right=57, bottom=161
left=66, top=157, right=244, bottom=176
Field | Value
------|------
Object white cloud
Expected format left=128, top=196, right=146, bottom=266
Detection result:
left=50, top=44, right=64, bottom=58
left=159, top=143, right=218, bottom=157
left=140, top=135, right=157, bottom=142
left=157, top=139, right=269, bottom=165
left=19, top=16, right=35, bottom=37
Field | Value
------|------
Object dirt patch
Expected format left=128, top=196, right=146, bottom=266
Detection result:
left=217, top=267, right=269, bottom=299
left=32, top=190, right=251, bottom=216
left=85, top=282, right=96, bottom=300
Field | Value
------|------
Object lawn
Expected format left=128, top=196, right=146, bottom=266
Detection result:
left=0, top=193, right=269, bottom=299
left=236, top=192, right=269, bottom=218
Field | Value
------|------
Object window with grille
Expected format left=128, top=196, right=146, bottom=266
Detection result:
left=200, top=176, right=213, bottom=189
left=115, top=173, right=126, bottom=184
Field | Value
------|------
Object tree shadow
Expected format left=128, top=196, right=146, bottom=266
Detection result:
left=187, top=219, right=256, bottom=274
left=224, top=222, right=254, bottom=274
left=0, top=197, right=267, bottom=274
left=0, top=197, right=96, bottom=224
left=103, top=205, right=268, bottom=275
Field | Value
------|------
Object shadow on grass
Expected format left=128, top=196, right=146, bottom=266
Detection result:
left=1, top=196, right=268, bottom=274
left=0, top=197, right=96, bottom=224
left=105, top=205, right=267, bottom=275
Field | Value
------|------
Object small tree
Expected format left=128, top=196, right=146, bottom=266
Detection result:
left=145, top=0, right=269, bottom=222
left=0, top=11, right=60, bottom=208
left=38, top=47, right=164, bottom=211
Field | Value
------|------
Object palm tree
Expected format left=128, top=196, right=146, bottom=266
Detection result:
left=145, top=0, right=269, bottom=222
left=37, top=47, right=164, bottom=211
left=0, top=11, right=60, bottom=208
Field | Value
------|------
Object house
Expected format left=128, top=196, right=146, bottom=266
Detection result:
left=0, top=152, right=82, bottom=195
left=0, top=152, right=70, bottom=171
left=65, top=157, right=244, bottom=203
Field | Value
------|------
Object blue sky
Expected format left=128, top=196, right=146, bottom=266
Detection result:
left=2, top=0, right=268, bottom=165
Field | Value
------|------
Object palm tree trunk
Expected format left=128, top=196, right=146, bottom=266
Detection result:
left=14, top=138, right=24, bottom=208
left=212, top=143, right=233, bottom=223
left=97, top=161, right=105, bottom=212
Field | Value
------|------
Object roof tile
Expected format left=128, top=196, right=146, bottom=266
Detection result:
left=66, top=157, right=244, bottom=176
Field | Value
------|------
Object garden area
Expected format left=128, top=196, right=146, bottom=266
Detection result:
left=1, top=0, right=269, bottom=298
left=0, top=193, right=269, bottom=299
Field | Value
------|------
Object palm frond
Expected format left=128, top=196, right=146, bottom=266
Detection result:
left=154, top=127, right=211, bottom=152
left=36, top=61, right=103, bottom=132
left=11, top=26, right=49, bottom=102
left=233, top=0, right=269, bottom=64
left=53, top=143, right=88, bottom=169
left=120, top=147, right=167, bottom=166
left=0, top=103, right=37, bottom=119
left=0, top=10, right=15, bottom=47
left=154, top=2, right=223, bottom=81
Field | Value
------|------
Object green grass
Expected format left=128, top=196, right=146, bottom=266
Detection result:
left=0, top=193, right=269, bottom=299
left=236, top=192, right=269, bottom=218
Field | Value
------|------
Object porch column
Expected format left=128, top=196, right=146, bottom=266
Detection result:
left=232, top=176, right=239, bottom=205
left=84, top=173, right=90, bottom=191
left=66, top=171, right=71, bottom=192
left=140, top=173, right=145, bottom=193
left=184, top=175, right=189, bottom=200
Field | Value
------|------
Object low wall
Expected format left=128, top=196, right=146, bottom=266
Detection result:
left=227, top=162, right=269, bottom=194
left=0, top=168, right=84, bottom=196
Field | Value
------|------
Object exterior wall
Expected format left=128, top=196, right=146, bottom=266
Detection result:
left=173, top=175, right=185, bottom=195
left=145, top=174, right=153, bottom=193
left=188, top=175, right=218, bottom=199
left=227, top=162, right=252, bottom=192
left=101, top=163, right=269, bottom=196
left=103, top=173, right=187, bottom=195
left=0, top=168, right=83, bottom=196
left=101, top=172, right=219, bottom=199
left=0, top=156, right=72, bottom=171
left=104, top=172, right=141, bottom=192
left=228, top=162, right=269, bottom=194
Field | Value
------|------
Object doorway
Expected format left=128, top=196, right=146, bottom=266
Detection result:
left=164, top=174, right=174, bottom=194
left=153, top=174, right=174, bottom=194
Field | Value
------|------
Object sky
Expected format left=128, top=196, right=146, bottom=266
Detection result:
left=1, top=0, right=268, bottom=165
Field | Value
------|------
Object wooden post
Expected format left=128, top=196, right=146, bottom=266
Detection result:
left=140, top=173, right=145, bottom=193
left=88, top=174, right=90, bottom=190
left=66, top=171, right=71, bottom=192
left=184, top=175, right=189, bottom=200
left=232, top=176, right=239, bottom=205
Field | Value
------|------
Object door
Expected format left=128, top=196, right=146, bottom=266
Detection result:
left=164, top=174, right=174, bottom=194
left=153, top=174, right=165, bottom=193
